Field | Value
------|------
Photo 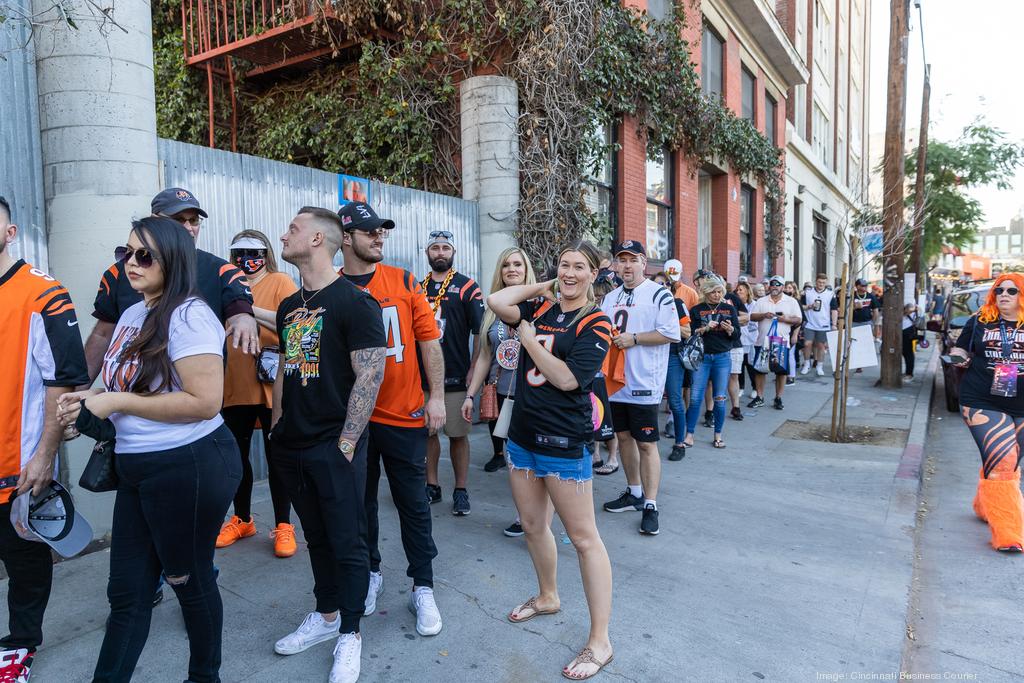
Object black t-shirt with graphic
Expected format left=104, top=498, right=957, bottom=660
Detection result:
left=690, top=301, right=741, bottom=355
left=955, top=315, right=1024, bottom=416
left=506, top=300, right=612, bottom=459
left=93, top=249, right=253, bottom=324
left=421, top=271, right=484, bottom=392
left=271, top=277, right=386, bottom=447
left=851, top=292, right=882, bottom=324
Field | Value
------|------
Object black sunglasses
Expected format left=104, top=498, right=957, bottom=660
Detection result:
left=995, top=287, right=1020, bottom=296
left=114, top=245, right=157, bottom=269
left=230, top=248, right=267, bottom=259
left=429, top=230, right=453, bottom=239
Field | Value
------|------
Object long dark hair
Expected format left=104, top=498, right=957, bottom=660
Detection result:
left=117, top=216, right=199, bottom=395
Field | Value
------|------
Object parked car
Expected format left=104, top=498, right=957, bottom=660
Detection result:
left=928, top=282, right=991, bottom=412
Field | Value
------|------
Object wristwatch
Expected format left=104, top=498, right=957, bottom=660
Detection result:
left=337, top=438, right=355, bottom=457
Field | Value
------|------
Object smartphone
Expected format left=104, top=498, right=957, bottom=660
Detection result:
left=775, top=311, right=784, bottom=317
left=941, top=354, right=965, bottom=366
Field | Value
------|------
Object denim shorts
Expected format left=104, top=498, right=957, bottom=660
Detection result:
left=506, top=440, right=593, bottom=483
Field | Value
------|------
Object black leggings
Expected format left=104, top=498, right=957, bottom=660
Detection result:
left=962, top=407, right=1024, bottom=477
left=487, top=393, right=510, bottom=457
left=902, top=327, right=916, bottom=377
left=222, top=404, right=291, bottom=525
left=738, top=354, right=757, bottom=391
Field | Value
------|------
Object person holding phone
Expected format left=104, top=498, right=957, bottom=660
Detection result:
left=747, top=277, right=802, bottom=409
left=683, top=277, right=739, bottom=449
left=948, top=273, right=1024, bottom=553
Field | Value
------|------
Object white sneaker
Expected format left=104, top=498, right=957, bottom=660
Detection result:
left=0, top=648, right=32, bottom=682
left=800, top=362, right=811, bottom=375
left=329, top=633, right=362, bottom=683
left=364, top=571, right=383, bottom=616
left=274, top=611, right=340, bottom=655
left=408, top=586, right=443, bottom=636
left=816, top=365, right=825, bottom=377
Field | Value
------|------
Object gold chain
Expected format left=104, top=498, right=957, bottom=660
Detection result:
left=422, top=269, right=456, bottom=314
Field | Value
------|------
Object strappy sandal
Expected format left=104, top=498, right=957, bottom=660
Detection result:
left=594, top=463, right=619, bottom=476
left=712, top=439, right=726, bottom=449
left=562, top=647, right=614, bottom=680
left=508, top=596, right=560, bottom=623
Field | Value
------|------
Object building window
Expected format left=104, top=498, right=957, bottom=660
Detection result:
left=812, top=103, right=831, bottom=168
left=813, top=213, right=828, bottom=277
left=584, top=122, right=617, bottom=250
left=741, top=67, right=756, bottom=122
left=739, top=185, right=755, bottom=275
left=764, top=198, right=776, bottom=276
left=765, top=94, right=777, bottom=145
left=646, top=0, right=672, bottom=21
left=646, top=149, right=672, bottom=262
left=793, top=84, right=807, bottom=141
left=702, top=24, right=724, bottom=98
left=999, top=234, right=1010, bottom=254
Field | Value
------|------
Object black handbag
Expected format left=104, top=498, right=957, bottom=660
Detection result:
left=257, top=345, right=280, bottom=384
left=679, top=334, right=705, bottom=372
left=74, top=401, right=118, bottom=493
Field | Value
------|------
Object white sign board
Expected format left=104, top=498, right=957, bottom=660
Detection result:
left=904, top=273, right=916, bottom=304
left=827, top=324, right=878, bottom=370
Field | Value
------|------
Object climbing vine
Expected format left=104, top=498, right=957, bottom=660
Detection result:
left=153, top=0, right=784, bottom=269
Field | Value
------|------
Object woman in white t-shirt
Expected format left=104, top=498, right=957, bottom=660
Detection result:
left=58, top=216, right=240, bottom=683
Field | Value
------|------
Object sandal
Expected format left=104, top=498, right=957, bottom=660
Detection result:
left=591, top=459, right=604, bottom=469
left=712, top=439, right=726, bottom=449
left=562, top=647, right=614, bottom=680
left=594, top=463, right=619, bottom=476
left=508, top=596, right=560, bottom=623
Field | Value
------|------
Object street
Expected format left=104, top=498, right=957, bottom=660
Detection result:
left=18, top=352, right=945, bottom=682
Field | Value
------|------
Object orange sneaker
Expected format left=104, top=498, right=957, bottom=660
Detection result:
left=271, top=523, right=297, bottom=558
left=216, top=515, right=257, bottom=548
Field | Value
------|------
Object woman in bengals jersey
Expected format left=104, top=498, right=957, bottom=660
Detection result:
left=487, top=240, right=614, bottom=680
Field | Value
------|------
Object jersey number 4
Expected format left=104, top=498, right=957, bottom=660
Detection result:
left=381, top=305, right=405, bottom=363
left=526, top=334, right=555, bottom=387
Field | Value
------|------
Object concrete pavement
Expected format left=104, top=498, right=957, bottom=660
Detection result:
left=16, top=352, right=934, bottom=682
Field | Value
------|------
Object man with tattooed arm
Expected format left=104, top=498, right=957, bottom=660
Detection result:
left=268, top=207, right=387, bottom=683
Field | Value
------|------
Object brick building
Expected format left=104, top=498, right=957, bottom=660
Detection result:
left=591, top=0, right=806, bottom=282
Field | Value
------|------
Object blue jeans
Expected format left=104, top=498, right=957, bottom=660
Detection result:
left=664, top=352, right=686, bottom=444
left=685, top=352, right=732, bottom=436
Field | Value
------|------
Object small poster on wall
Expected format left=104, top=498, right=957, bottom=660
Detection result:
left=338, top=174, right=370, bottom=206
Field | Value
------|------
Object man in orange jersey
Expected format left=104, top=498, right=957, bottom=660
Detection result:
left=338, top=202, right=446, bottom=637
left=0, top=196, right=89, bottom=679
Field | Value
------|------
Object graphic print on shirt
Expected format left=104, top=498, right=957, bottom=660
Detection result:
left=978, top=325, right=1024, bottom=370
left=102, top=324, right=141, bottom=391
left=282, top=306, right=325, bottom=386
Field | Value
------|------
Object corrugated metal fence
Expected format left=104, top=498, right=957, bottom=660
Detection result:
left=158, top=139, right=479, bottom=478
left=0, top=18, right=49, bottom=269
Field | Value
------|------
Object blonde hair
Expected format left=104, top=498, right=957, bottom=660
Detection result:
left=230, top=229, right=279, bottom=273
left=558, top=240, right=603, bottom=325
left=700, top=276, right=726, bottom=303
left=479, top=247, right=537, bottom=363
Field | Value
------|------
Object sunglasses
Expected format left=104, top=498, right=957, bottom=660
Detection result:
left=230, top=249, right=267, bottom=259
left=348, top=228, right=391, bottom=240
left=429, top=230, right=453, bottom=239
left=995, top=287, right=1020, bottom=296
left=166, top=213, right=202, bottom=227
left=115, top=245, right=157, bottom=269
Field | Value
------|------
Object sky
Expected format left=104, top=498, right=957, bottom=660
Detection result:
left=868, top=0, right=1024, bottom=228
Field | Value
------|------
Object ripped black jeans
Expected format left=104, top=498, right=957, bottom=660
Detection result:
left=93, top=424, right=240, bottom=683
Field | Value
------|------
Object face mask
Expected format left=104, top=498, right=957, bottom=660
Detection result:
left=238, top=257, right=266, bottom=275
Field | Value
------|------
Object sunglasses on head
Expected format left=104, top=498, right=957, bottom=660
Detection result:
left=995, top=287, right=1020, bottom=296
left=114, top=245, right=157, bottom=269
left=429, top=230, right=453, bottom=239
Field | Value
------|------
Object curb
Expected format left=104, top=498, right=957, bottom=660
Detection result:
left=894, top=347, right=938, bottom=486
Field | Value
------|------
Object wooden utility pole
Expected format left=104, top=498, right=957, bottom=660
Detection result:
left=880, top=0, right=911, bottom=389
left=908, top=65, right=932, bottom=298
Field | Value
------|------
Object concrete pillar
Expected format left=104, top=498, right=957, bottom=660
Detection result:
left=33, top=0, right=159, bottom=318
left=460, top=76, right=518, bottom=293
left=33, top=0, right=159, bottom=535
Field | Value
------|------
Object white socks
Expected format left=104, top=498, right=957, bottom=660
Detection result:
left=628, top=485, right=643, bottom=499
left=644, top=499, right=657, bottom=510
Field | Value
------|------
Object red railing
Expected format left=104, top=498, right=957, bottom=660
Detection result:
left=181, top=0, right=329, bottom=64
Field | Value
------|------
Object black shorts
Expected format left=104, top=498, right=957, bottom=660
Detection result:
left=610, top=402, right=660, bottom=442
left=591, top=377, right=615, bottom=442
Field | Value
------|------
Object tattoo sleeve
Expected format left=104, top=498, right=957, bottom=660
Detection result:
left=341, top=346, right=386, bottom=442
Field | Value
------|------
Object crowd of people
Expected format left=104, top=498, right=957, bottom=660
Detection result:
left=0, top=185, right=944, bottom=683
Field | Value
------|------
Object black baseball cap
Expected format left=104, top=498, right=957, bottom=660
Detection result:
left=338, top=202, right=395, bottom=231
left=614, top=240, right=646, bottom=257
left=855, top=278, right=869, bottom=286
left=151, top=188, right=208, bottom=218
left=693, top=268, right=713, bottom=282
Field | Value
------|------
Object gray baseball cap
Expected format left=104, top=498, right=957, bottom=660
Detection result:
left=10, top=481, right=92, bottom=558
left=151, top=188, right=208, bottom=218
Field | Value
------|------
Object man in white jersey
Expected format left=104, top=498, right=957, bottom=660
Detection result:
left=599, top=241, right=679, bottom=536
left=800, top=273, right=838, bottom=376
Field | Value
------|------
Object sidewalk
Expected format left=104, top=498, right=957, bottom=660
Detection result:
left=18, top=348, right=934, bottom=682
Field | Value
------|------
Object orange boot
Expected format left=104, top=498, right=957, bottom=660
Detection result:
left=972, top=468, right=987, bottom=522
left=976, top=469, right=1024, bottom=552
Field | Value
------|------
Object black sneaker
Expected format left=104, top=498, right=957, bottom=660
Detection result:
left=702, top=410, right=714, bottom=428
left=785, top=377, right=796, bottom=386
left=639, top=505, right=660, bottom=535
left=603, top=490, right=643, bottom=513
left=773, top=397, right=784, bottom=410
left=503, top=521, right=524, bottom=537
left=153, top=587, right=164, bottom=607
left=452, top=489, right=470, bottom=516
left=747, top=396, right=765, bottom=409
left=484, top=453, right=506, bottom=472
left=730, top=407, right=744, bottom=421
left=425, top=484, right=441, bottom=505
left=668, top=445, right=686, bottom=461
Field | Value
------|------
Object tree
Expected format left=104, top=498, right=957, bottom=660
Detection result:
left=905, top=121, right=1024, bottom=265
